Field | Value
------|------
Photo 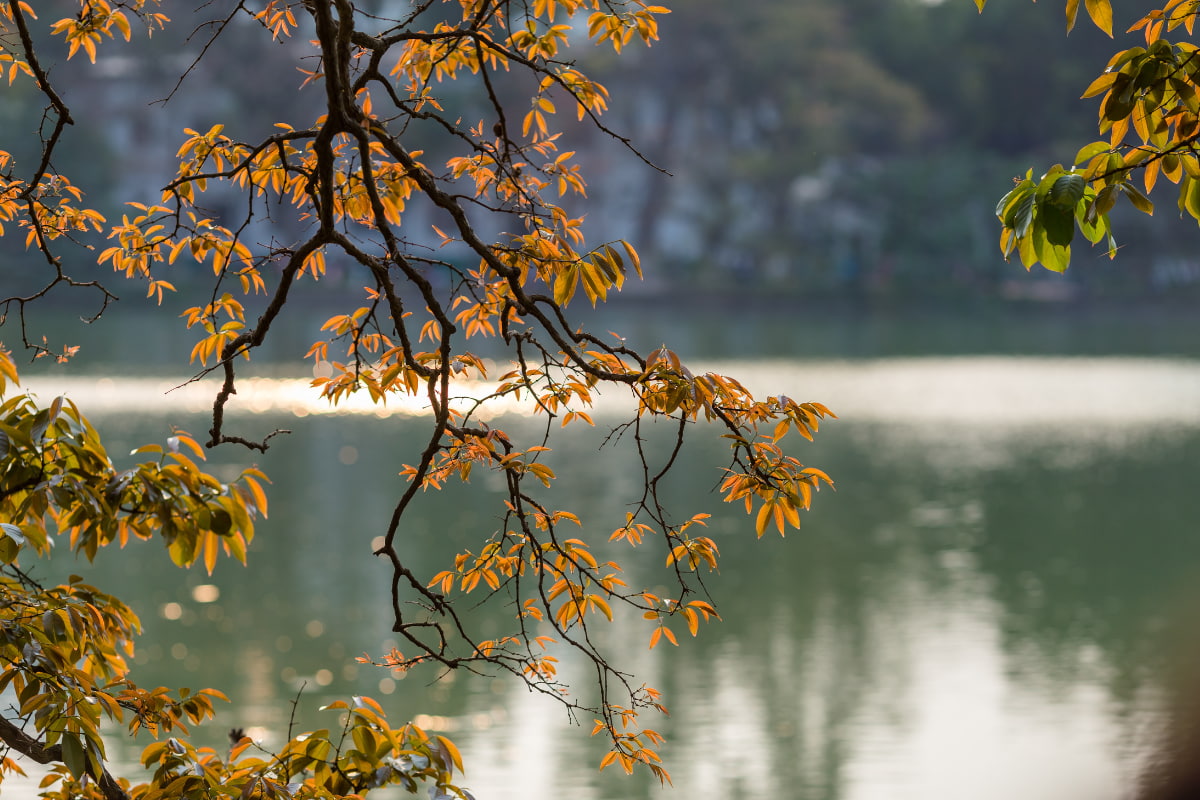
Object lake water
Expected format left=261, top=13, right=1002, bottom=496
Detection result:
left=8, top=304, right=1200, bottom=800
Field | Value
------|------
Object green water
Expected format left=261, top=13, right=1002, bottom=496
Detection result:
left=9, top=304, right=1200, bottom=799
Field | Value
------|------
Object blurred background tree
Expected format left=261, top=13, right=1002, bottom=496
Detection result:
left=11, top=0, right=1177, bottom=303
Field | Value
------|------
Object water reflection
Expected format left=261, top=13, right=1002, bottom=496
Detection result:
left=21, top=356, right=1200, bottom=426
left=10, top=356, right=1200, bottom=799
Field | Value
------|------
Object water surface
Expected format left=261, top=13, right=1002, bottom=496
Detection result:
left=9, top=300, right=1200, bottom=797
left=10, top=346, right=1199, bottom=800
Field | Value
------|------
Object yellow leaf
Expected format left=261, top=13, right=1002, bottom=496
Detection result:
left=435, top=735, right=463, bottom=772
left=203, top=532, right=218, bottom=574
left=1085, top=0, right=1113, bottom=36
left=781, top=501, right=801, bottom=530
left=112, top=11, right=131, bottom=41
left=242, top=475, right=269, bottom=517
left=1065, top=0, right=1080, bottom=32
left=553, top=266, right=577, bottom=306
left=1080, top=71, right=1117, bottom=99
left=754, top=500, right=771, bottom=538
left=172, top=432, right=205, bottom=458
left=590, top=595, right=613, bottom=621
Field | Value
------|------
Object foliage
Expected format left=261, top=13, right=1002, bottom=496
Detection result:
left=0, top=0, right=835, bottom=794
left=0, top=347, right=474, bottom=799
left=986, top=0, right=1200, bottom=272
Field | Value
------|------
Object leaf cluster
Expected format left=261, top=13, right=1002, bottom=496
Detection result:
left=0, top=348, right=472, bottom=800
left=0, top=0, right=839, bottom=788
left=985, top=0, right=1200, bottom=271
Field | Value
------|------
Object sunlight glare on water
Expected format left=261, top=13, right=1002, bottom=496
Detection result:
left=23, top=356, right=1200, bottom=426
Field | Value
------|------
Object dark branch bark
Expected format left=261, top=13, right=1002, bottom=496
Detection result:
left=0, top=716, right=129, bottom=800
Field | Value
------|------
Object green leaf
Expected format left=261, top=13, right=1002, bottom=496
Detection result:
left=1012, top=191, right=1036, bottom=239
left=1121, top=181, right=1155, bottom=215
left=305, top=734, right=332, bottom=761
left=1035, top=165, right=1067, bottom=203
left=1041, top=203, right=1075, bottom=246
left=1102, top=80, right=1135, bottom=121
left=1093, top=184, right=1119, bottom=218
left=62, top=732, right=86, bottom=779
left=30, top=409, right=50, bottom=444
left=1182, top=176, right=1200, bottom=222
left=1078, top=200, right=1110, bottom=244
left=1032, top=215, right=1071, bottom=272
left=351, top=724, right=376, bottom=758
left=1074, top=141, right=1110, bottom=166
left=1163, top=153, right=1180, bottom=178
left=1109, top=47, right=1148, bottom=74
left=997, top=176, right=1034, bottom=223
left=210, top=508, right=233, bottom=537
left=996, top=189, right=1017, bottom=221
left=1017, top=222, right=1038, bottom=269
left=1171, top=77, right=1200, bottom=114
left=1047, top=174, right=1086, bottom=209
left=167, top=536, right=192, bottom=567
left=1039, top=239, right=1071, bottom=273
